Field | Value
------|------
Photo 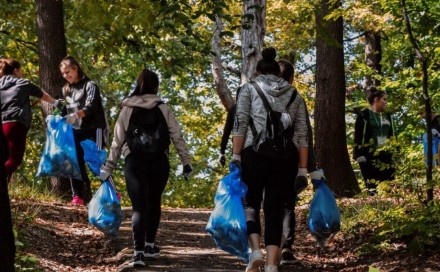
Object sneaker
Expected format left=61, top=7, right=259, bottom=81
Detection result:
left=144, top=245, right=160, bottom=258
left=70, top=196, right=84, bottom=206
left=246, top=249, right=265, bottom=272
left=129, top=252, right=145, bottom=267
left=264, top=264, right=278, bottom=272
left=280, top=248, right=298, bottom=265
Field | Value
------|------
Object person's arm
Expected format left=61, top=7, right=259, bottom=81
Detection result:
left=231, top=84, right=252, bottom=160
left=220, top=105, right=236, bottom=155
left=354, top=112, right=366, bottom=159
left=81, top=81, right=102, bottom=117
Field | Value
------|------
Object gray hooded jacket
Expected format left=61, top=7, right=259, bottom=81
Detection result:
left=102, top=94, right=191, bottom=174
left=233, top=74, right=308, bottom=150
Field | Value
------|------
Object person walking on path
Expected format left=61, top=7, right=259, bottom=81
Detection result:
left=100, top=68, right=192, bottom=268
left=1, top=58, right=61, bottom=181
left=278, top=59, right=325, bottom=265
left=354, top=87, right=396, bottom=195
left=59, top=56, right=108, bottom=205
left=232, top=47, right=308, bottom=272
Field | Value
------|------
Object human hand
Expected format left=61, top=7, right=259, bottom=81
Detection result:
left=183, top=164, right=193, bottom=181
left=51, top=99, right=63, bottom=111
left=310, top=169, right=325, bottom=180
left=295, top=168, right=308, bottom=194
left=65, top=112, right=78, bottom=124
left=356, top=156, right=367, bottom=163
left=99, top=169, right=111, bottom=181
left=219, top=154, right=226, bottom=167
left=229, top=154, right=242, bottom=172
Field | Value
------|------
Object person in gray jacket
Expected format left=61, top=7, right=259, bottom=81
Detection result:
left=100, top=68, right=192, bottom=268
left=0, top=58, right=60, bottom=180
left=232, top=48, right=308, bottom=272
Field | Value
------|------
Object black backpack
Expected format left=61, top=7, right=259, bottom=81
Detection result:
left=126, top=103, right=170, bottom=158
left=249, top=82, right=297, bottom=159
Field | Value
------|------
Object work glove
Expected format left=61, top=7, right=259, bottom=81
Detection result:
left=99, top=169, right=111, bottom=181
left=51, top=99, right=63, bottom=112
left=309, top=169, right=325, bottom=180
left=295, top=168, right=308, bottom=194
left=219, top=153, right=226, bottom=167
left=229, top=154, right=242, bottom=172
left=183, top=164, right=193, bottom=181
left=356, top=156, right=367, bottom=163
left=65, top=112, right=79, bottom=124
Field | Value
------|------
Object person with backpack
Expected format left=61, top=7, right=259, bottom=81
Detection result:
left=59, top=56, right=108, bottom=205
left=354, top=87, right=396, bottom=195
left=1, top=58, right=61, bottom=181
left=232, top=48, right=308, bottom=272
left=277, top=59, right=325, bottom=264
left=99, top=68, right=192, bottom=268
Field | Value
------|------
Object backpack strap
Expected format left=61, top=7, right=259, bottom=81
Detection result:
left=248, top=81, right=296, bottom=138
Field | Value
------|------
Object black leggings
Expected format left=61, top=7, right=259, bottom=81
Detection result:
left=124, top=153, right=169, bottom=251
left=241, top=147, right=298, bottom=247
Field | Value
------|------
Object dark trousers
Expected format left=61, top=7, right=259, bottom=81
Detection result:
left=2, top=122, right=28, bottom=177
left=282, top=180, right=297, bottom=249
left=359, top=151, right=395, bottom=193
left=70, top=128, right=103, bottom=199
left=241, top=147, right=298, bottom=247
left=124, top=153, right=169, bottom=251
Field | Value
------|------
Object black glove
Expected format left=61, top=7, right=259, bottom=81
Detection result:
left=295, top=168, right=308, bottom=194
left=51, top=99, right=64, bottom=112
left=219, top=154, right=226, bottom=167
left=183, top=164, right=193, bottom=181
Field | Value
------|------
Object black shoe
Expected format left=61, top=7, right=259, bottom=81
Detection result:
left=144, top=245, right=160, bottom=258
left=129, top=252, right=145, bottom=267
left=280, top=248, right=298, bottom=265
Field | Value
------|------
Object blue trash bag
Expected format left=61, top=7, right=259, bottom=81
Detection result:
left=422, top=132, right=439, bottom=166
left=206, top=163, right=249, bottom=262
left=80, top=139, right=107, bottom=176
left=308, top=179, right=341, bottom=247
left=88, top=180, right=122, bottom=236
left=37, top=115, right=82, bottom=180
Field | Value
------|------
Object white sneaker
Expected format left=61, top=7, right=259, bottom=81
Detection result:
left=264, top=264, right=278, bottom=272
left=246, top=249, right=265, bottom=272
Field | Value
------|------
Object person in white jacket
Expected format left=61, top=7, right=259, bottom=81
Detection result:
left=100, top=68, right=192, bottom=268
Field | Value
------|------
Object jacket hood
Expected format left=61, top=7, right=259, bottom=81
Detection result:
left=0, top=75, right=20, bottom=90
left=121, top=94, right=164, bottom=109
left=254, top=74, right=292, bottom=97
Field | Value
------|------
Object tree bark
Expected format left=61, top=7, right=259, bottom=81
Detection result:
left=35, top=0, right=73, bottom=198
left=0, top=114, right=15, bottom=271
left=364, top=31, right=382, bottom=96
left=241, top=0, right=266, bottom=83
left=211, top=16, right=235, bottom=112
left=315, top=0, right=360, bottom=197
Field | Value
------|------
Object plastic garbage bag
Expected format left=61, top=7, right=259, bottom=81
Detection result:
left=88, top=180, right=122, bottom=236
left=206, top=163, right=249, bottom=262
left=308, top=179, right=341, bottom=247
left=80, top=139, right=107, bottom=176
left=423, top=132, right=439, bottom=166
left=37, top=115, right=82, bottom=180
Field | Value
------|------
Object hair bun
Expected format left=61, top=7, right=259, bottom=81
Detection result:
left=262, top=47, right=276, bottom=61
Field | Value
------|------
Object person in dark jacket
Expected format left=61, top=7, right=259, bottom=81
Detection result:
left=59, top=56, right=108, bottom=205
left=278, top=59, right=325, bottom=264
left=100, top=68, right=192, bottom=268
left=232, top=48, right=308, bottom=272
left=354, top=88, right=396, bottom=195
left=0, top=58, right=60, bottom=180
left=219, top=87, right=241, bottom=167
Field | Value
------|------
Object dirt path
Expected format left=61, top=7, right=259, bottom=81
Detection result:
left=15, top=201, right=440, bottom=272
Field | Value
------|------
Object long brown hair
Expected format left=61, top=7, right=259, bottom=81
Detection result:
left=59, top=56, right=89, bottom=95
left=128, top=68, right=159, bottom=97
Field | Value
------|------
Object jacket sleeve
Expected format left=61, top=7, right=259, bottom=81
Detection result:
left=220, top=104, right=236, bottom=154
left=161, top=104, right=191, bottom=166
left=82, top=81, right=103, bottom=116
left=353, top=113, right=366, bottom=159
left=102, top=107, right=130, bottom=174
left=303, top=101, right=318, bottom=172
left=292, top=95, right=308, bottom=148
left=233, top=84, right=252, bottom=137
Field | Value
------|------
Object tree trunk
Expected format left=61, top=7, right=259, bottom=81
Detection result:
left=212, top=16, right=235, bottom=112
left=0, top=117, right=15, bottom=271
left=35, top=0, right=73, bottom=198
left=315, top=0, right=360, bottom=197
left=364, top=31, right=382, bottom=97
left=241, top=0, right=266, bottom=83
